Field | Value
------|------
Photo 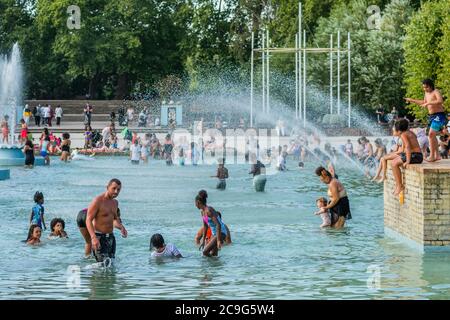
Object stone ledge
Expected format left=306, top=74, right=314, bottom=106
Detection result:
left=384, top=159, right=450, bottom=249
left=404, top=159, right=450, bottom=173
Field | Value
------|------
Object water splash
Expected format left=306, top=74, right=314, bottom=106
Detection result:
left=0, top=43, right=23, bottom=146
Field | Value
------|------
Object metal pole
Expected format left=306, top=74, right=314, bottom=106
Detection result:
left=251, top=31, right=254, bottom=128
left=303, top=29, right=306, bottom=128
left=266, top=29, right=270, bottom=114
left=337, top=30, right=341, bottom=115
left=295, top=34, right=298, bottom=119
left=262, top=32, right=265, bottom=114
left=348, top=32, right=351, bottom=128
left=299, top=3, right=302, bottom=120
left=330, top=33, right=333, bottom=115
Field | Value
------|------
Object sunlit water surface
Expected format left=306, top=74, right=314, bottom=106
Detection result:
left=0, top=157, right=449, bottom=299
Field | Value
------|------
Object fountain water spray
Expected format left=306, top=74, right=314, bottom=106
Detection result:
left=0, top=43, right=23, bottom=146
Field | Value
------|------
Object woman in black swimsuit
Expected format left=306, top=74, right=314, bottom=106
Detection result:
left=315, top=166, right=352, bottom=228
left=23, top=139, right=35, bottom=168
left=60, top=132, right=71, bottom=162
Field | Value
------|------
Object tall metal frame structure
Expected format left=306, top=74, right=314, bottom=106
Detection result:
left=250, top=2, right=352, bottom=128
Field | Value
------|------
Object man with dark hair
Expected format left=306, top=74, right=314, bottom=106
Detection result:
left=405, top=79, right=447, bottom=162
left=86, top=178, right=127, bottom=263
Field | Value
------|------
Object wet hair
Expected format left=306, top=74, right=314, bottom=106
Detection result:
left=422, top=79, right=435, bottom=90
left=50, top=218, right=65, bottom=232
left=26, top=224, right=41, bottom=241
left=394, top=119, right=409, bottom=132
left=107, top=178, right=122, bottom=187
left=298, top=162, right=304, bottom=168
left=374, top=138, right=382, bottom=147
left=196, top=190, right=208, bottom=205
left=20, top=119, right=25, bottom=124
left=62, top=133, right=70, bottom=139
left=316, top=197, right=328, bottom=206
left=43, top=128, right=49, bottom=136
left=25, top=140, right=33, bottom=148
left=315, top=166, right=332, bottom=177
left=150, top=233, right=164, bottom=249
left=33, top=191, right=44, bottom=203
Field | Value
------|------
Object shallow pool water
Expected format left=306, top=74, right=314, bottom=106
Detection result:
left=0, top=157, right=449, bottom=299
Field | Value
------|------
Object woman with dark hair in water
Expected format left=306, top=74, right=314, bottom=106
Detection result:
left=60, top=133, right=71, bottom=162
left=315, top=166, right=352, bottom=229
left=195, top=190, right=229, bottom=256
left=23, top=139, right=35, bottom=168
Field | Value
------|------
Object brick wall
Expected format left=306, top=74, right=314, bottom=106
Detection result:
left=384, top=160, right=450, bottom=248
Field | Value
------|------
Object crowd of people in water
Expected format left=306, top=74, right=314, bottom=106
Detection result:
left=24, top=179, right=235, bottom=262
left=9, top=78, right=450, bottom=265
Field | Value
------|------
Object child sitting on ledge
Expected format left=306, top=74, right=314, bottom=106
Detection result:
left=390, top=119, right=423, bottom=196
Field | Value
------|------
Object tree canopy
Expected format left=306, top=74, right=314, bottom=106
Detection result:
left=0, top=0, right=448, bottom=120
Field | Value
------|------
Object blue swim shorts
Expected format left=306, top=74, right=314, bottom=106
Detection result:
left=428, top=112, right=448, bottom=132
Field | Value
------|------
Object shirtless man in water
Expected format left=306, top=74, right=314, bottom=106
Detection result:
left=211, top=159, right=229, bottom=190
left=405, top=79, right=447, bottom=162
left=86, top=178, right=128, bottom=262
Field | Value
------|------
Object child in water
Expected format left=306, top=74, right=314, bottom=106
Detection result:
left=314, top=197, right=331, bottom=228
left=26, top=224, right=42, bottom=245
left=30, top=192, right=47, bottom=231
left=211, top=159, right=228, bottom=190
left=1, top=115, right=9, bottom=144
left=150, top=234, right=183, bottom=258
left=48, top=218, right=68, bottom=239
left=195, top=211, right=232, bottom=245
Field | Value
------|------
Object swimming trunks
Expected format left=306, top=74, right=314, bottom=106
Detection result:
left=92, top=232, right=116, bottom=263
left=428, top=112, right=448, bottom=132
left=400, top=152, right=423, bottom=164
left=216, top=179, right=226, bottom=190
left=131, top=160, right=139, bottom=165
left=76, top=209, right=87, bottom=228
left=61, top=145, right=70, bottom=152
left=329, top=196, right=352, bottom=225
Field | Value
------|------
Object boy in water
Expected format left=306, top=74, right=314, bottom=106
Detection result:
left=211, top=159, right=229, bottom=190
left=150, top=234, right=183, bottom=258
left=405, top=79, right=447, bottom=162
left=30, top=192, right=47, bottom=231
left=390, top=119, right=423, bottom=196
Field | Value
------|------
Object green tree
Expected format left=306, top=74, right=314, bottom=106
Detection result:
left=35, top=0, right=187, bottom=99
left=403, top=0, right=450, bottom=120
left=310, top=0, right=412, bottom=116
